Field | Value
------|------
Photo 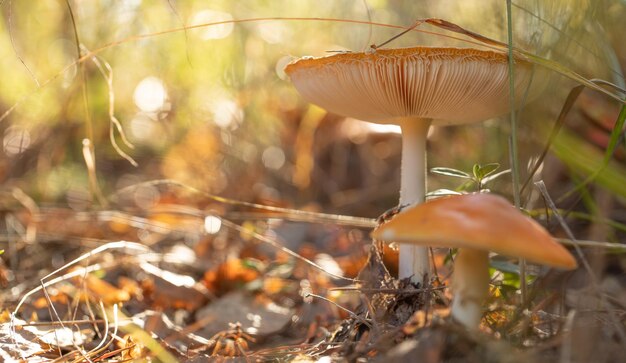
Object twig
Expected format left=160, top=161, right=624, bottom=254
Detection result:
left=329, top=286, right=447, bottom=294
left=305, top=293, right=372, bottom=329
left=7, top=0, right=40, bottom=86
left=10, top=242, right=141, bottom=362
left=556, top=238, right=626, bottom=251
left=14, top=319, right=107, bottom=328
left=111, top=179, right=377, bottom=228
left=11, top=242, right=151, bottom=322
left=360, top=0, right=373, bottom=52
left=165, top=0, right=193, bottom=68
left=86, top=46, right=137, bottom=167
left=371, top=20, right=424, bottom=50
left=559, top=310, right=577, bottom=363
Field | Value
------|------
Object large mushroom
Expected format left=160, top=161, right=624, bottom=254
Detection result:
left=285, top=46, right=543, bottom=284
left=372, top=193, right=577, bottom=330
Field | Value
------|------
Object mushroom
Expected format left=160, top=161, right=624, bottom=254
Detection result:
left=371, top=193, right=577, bottom=330
left=285, top=46, right=544, bottom=283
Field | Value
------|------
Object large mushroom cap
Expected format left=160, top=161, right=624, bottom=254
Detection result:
left=372, top=193, right=577, bottom=269
left=285, top=46, right=543, bottom=126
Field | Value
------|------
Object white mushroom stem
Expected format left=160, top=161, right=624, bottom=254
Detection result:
left=398, top=119, right=432, bottom=284
left=450, top=248, right=490, bottom=329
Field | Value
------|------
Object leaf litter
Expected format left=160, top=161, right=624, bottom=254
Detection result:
left=1, top=3, right=626, bottom=362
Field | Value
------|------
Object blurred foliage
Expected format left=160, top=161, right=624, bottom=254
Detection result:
left=0, top=0, right=624, bottom=218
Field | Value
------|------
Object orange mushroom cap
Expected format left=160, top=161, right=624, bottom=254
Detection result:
left=285, top=46, right=543, bottom=126
left=372, top=193, right=577, bottom=270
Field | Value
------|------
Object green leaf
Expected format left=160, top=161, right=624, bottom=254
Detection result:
left=430, top=167, right=472, bottom=179
left=458, top=179, right=477, bottom=192
left=425, top=189, right=463, bottom=198
left=490, top=261, right=537, bottom=289
left=490, top=260, right=520, bottom=274
left=482, top=169, right=511, bottom=184
left=242, top=258, right=266, bottom=272
left=473, top=163, right=500, bottom=180
left=472, top=164, right=480, bottom=180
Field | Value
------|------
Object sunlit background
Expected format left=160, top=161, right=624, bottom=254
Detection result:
left=0, top=0, right=624, bottom=217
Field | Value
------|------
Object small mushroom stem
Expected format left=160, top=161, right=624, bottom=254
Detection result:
left=450, top=248, right=490, bottom=329
left=398, top=119, right=432, bottom=284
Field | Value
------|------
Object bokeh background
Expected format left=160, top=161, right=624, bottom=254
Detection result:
left=0, top=0, right=624, bottom=281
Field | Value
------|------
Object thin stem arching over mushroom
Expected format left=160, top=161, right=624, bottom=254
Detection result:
left=372, top=193, right=577, bottom=330
left=286, top=46, right=544, bottom=284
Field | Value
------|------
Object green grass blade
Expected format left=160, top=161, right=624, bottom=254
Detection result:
left=521, top=85, right=585, bottom=195
left=603, top=104, right=626, bottom=165
left=520, top=51, right=626, bottom=104
left=506, top=0, right=521, bottom=210
left=552, top=129, right=626, bottom=199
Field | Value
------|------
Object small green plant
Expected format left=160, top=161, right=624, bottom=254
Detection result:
left=430, top=162, right=510, bottom=193
left=429, top=164, right=534, bottom=300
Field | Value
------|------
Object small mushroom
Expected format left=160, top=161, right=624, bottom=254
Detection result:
left=371, top=193, right=577, bottom=330
left=286, top=46, right=544, bottom=283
